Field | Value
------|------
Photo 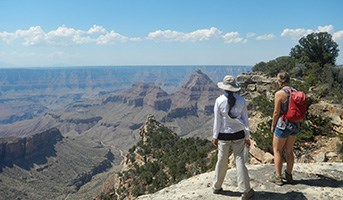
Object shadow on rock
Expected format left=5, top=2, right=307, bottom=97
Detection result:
left=291, top=174, right=343, bottom=188
left=215, top=190, right=241, bottom=197
left=254, top=191, right=307, bottom=200
left=215, top=190, right=307, bottom=199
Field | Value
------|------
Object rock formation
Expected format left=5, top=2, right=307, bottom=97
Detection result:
left=103, top=70, right=222, bottom=120
left=96, top=115, right=216, bottom=200
left=0, top=128, right=62, bottom=165
left=103, top=83, right=171, bottom=111
left=137, top=163, right=343, bottom=200
left=165, top=70, right=221, bottom=119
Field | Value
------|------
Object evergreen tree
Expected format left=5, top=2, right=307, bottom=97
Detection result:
left=290, top=32, right=339, bottom=67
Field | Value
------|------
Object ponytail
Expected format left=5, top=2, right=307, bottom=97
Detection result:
left=224, top=91, right=236, bottom=118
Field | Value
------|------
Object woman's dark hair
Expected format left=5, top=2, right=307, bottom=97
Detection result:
left=225, top=90, right=236, bottom=118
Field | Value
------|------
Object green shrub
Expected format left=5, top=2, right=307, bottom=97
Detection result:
left=251, top=93, right=273, bottom=117
left=117, top=123, right=216, bottom=197
left=252, top=114, right=334, bottom=153
left=251, top=121, right=273, bottom=153
left=99, top=192, right=114, bottom=200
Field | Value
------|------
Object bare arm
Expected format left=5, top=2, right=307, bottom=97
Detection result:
left=271, top=90, right=285, bottom=133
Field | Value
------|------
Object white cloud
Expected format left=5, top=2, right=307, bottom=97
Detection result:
left=88, top=25, right=107, bottom=34
left=281, top=25, right=336, bottom=40
left=46, top=25, right=87, bottom=45
left=147, top=27, right=222, bottom=42
left=0, top=25, right=130, bottom=46
left=223, top=32, right=246, bottom=44
left=147, top=29, right=184, bottom=42
left=16, top=26, right=46, bottom=46
left=96, top=31, right=127, bottom=44
left=281, top=28, right=313, bottom=40
left=317, top=25, right=334, bottom=33
left=48, top=25, right=82, bottom=37
left=246, top=32, right=256, bottom=38
left=186, top=27, right=222, bottom=41
left=4, top=25, right=317, bottom=46
left=0, top=31, right=16, bottom=43
left=256, top=34, right=275, bottom=41
left=333, top=30, right=343, bottom=41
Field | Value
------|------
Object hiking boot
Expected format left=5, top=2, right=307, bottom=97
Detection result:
left=213, top=188, right=223, bottom=194
left=241, top=188, right=255, bottom=200
left=284, top=170, right=293, bottom=183
left=269, top=174, right=283, bottom=185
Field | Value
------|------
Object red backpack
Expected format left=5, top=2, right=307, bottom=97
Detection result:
left=282, top=87, right=307, bottom=122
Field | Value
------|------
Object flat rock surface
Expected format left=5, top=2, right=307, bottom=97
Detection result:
left=138, top=163, right=343, bottom=200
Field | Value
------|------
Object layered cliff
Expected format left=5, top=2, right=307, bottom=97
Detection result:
left=103, top=83, right=171, bottom=111
left=167, top=70, right=221, bottom=118
left=103, top=70, right=221, bottom=120
left=0, top=128, right=62, bottom=166
left=0, top=129, right=116, bottom=200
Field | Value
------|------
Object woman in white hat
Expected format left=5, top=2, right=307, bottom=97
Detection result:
left=212, top=75, right=254, bottom=200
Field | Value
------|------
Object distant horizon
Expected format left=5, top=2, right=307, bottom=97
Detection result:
left=0, top=64, right=254, bottom=69
left=1, top=0, right=343, bottom=67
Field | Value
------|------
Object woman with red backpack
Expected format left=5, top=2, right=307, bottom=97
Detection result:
left=270, top=71, right=305, bottom=185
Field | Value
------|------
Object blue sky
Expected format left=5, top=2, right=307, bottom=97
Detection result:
left=1, top=0, right=343, bottom=67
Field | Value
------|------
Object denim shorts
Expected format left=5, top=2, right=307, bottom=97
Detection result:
left=274, top=118, right=299, bottom=138
left=274, top=127, right=297, bottom=138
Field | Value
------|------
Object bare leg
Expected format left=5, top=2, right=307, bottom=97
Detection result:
left=284, top=135, right=296, bottom=174
left=272, top=135, right=287, bottom=176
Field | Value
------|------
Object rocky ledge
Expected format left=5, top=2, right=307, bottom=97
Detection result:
left=0, top=128, right=62, bottom=165
left=138, top=163, right=343, bottom=200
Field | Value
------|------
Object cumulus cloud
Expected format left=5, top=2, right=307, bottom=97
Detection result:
left=281, top=28, right=313, bottom=40
left=46, top=25, right=86, bottom=45
left=0, top=31, right=15, bottom=43
left=281, top=25, right=339, bottom=40
left=246, top=32, right=256, bottom=38
left=147, top=29, right=184, bottom=42
left=317, top=25, right=334, bottom=33
left=15, top=26, right=46, bottom=46
left=256, top=34, right=275, bottom=41
left=147, top=27, right=222, bottom=42
left=223, top=32, right=246, bottom=44
left=333, top=30, right=343, bottom=41
left=186, top=27, right=222, bottom=41
left=96, top=31, right=128, bottom=44
left=0, top=25, right=132, bottom=46
left=87, top=25, right=107, bottom=34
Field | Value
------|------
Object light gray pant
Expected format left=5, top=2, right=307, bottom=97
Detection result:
left=213, top=139, right=251, bottom=193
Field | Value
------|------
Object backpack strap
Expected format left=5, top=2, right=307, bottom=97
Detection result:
left=281, top=86, right=293, bottom=122
left=282, top=86, right=295, bottom=95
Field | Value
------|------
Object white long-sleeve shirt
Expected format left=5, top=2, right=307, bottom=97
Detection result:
left=212, top=93, right=250, bottom=139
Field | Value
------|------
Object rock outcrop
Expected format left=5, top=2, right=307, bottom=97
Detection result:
left=0, top=128, right=63, bottom=165
left=309, top=101, right=343, bottom=134
left=70, top=150, right=114, bottom=191
left=103, top=70, right=222, bottom=120
left=96, top=115, right=216, bottom=200
left=235, top=72, right=343, bottom=164
left=103, top=83, right=171, bottom=111
left=137, top=163, right=343, bottom=200
left=165, top=70, right=221, bottom=119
